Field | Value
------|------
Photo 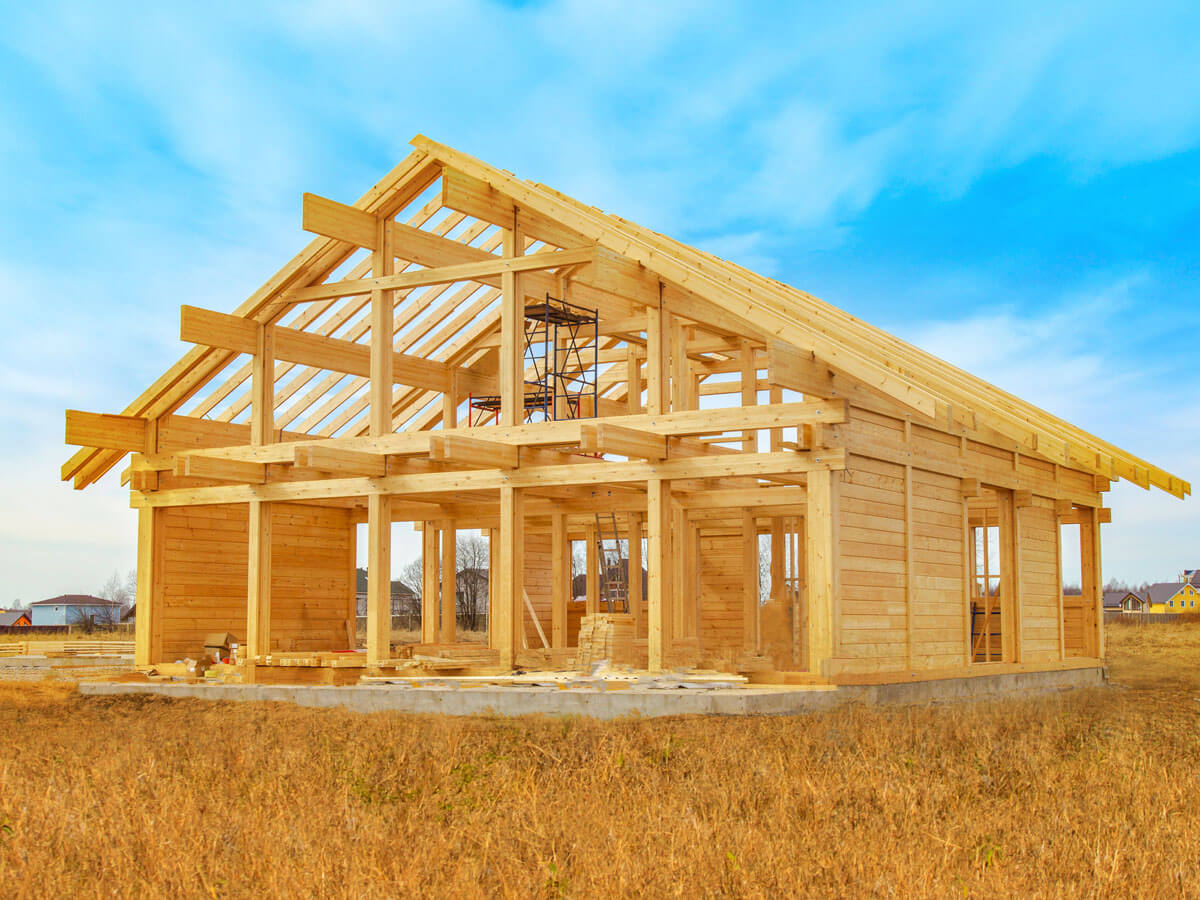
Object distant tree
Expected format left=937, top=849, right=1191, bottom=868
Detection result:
left=396, top=558, right=424, bottom=615
left=1103, top=578, right=1131, bottom=593
left=456, top=534, right=489, bottom=631
left=98, top=569, right=136, bottom=610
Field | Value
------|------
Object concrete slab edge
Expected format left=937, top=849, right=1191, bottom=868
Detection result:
left=77, top=666, right=1106, bottom=719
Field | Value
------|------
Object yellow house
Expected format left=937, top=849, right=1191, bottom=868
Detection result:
left=1145, top=581, right=1200, bottom=613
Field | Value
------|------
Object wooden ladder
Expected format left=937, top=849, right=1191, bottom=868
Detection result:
left=594, top=513, right=629, bottom=613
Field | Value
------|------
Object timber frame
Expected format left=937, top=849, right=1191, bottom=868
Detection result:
left=63, top=136, right=1189, bottom=686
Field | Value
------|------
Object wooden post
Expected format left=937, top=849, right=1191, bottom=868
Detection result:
left=246, top=321, right=275, bottom=665
left=551, top=512, right=568, bottom=648
left=669, top=315, right=687, bottom=413
left=442, top=372, right=458, bottom=429
left=805, top=469, right=838, bottom=677
left=366, top=494, right=391, bottom=665
left=740, top=339, right=757, bottom=453
left=440, top=520, right=457, bottom=643
left=134, top=507, right=157, bottom=667
left=646, top=300, right=670, bottom=415
left=626, top=348, right=642, bottom=414
left=421, top=523, right=438, bottom=644
left=628, top=512, right=643, bottom=637
left=647, top=477, right=671, bottom=671
left=500, top=217, right=525, bottom=427
left=495, top=486, right=524, bottom=669
left=585, top=523, right=599, bottom=615
left=1080, top=508, right=1103, bottom=658
left=1000, top=492, right=1020, bottom=663
left=742, top=509, right=758, bottom=651
left=366, top=214, right=394, bottom=665
left=487, top=527, right=498, bottom=644
left=246, top=499, right=272, bottom=661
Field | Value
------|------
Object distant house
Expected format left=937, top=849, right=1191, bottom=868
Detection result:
left=353, top=569, right=418, bottom=617
left=1145, top=581, right=1200, bottom=614
left=0, top=609, right=32, bottom=627
left=1103, top=590, right=1146, bottom=614
left=29, top=595, right=122, bottom=626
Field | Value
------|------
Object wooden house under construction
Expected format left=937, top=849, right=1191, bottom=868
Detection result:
left=62, top=136, right=1189, bottom=687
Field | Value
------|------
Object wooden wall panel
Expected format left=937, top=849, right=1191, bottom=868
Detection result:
left=156, top=502, right=353, bottom=662
left=697, top=532, right=743, bottom=656
left=837, top=454, right=907, bottom=673
left=909, top=468, right=967, bottom=669
left=522, top=531, right=553, bottom=648
left=1018, top=504, right=1062, bottom=661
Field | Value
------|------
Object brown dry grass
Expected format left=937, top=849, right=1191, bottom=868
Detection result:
left=1, top=627, right=1199, bottom=898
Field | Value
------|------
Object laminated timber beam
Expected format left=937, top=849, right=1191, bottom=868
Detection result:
left=293, top=445, right=387, bottom=477
left=132, top=448, right=848, bottom=509
left=578, top=422, right=667, bottom=460
left=428, top=433, right=519, bottom=469
left=166, top=399, right=848, bottom=468
left=280, top=246, right=597, bottom=303
left=180, top=305, right=495, bottom=395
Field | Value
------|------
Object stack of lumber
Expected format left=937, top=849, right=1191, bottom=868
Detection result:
left=8, top=640, right=135, bottom=658
left=575, top=614, right=635, bottom=669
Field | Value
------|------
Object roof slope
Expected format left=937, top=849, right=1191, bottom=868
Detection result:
left=61, top=136, right=1189, bottom=499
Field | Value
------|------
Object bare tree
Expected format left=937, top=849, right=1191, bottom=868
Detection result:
left=456, top=534, right=489, bottom=631
left=395, top=558, right=424, bottom=618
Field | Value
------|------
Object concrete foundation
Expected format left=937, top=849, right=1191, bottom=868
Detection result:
left=78, top=666, right=1106, bottom=719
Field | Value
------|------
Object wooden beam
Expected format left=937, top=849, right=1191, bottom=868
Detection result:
left=133, top=507, right=157, bottom=666
left=65, top=410, right=148, bottom=452
left=294, top=445, right=387, bottom=477
left=180, top=305, right=494, bottom=395
left=646, top=303, right=669, bottom=415
left=428, top=433, right=519, bottom=469
left=302, top=192, right=378, bottom=249
left=137, top=449, right=848, bottom=508
left=585, top=522, right=598, bottom=616
left=578, top=422, right=667, bottom=460
left=174, top=455, right=267, bottom=484
left=283, top=246, right=595, bottom=303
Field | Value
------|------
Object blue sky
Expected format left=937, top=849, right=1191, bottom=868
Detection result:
left=1, top=0, right=1198, bottom=603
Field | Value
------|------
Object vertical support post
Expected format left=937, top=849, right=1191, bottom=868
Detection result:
left=805, top=469, right=838, bottom=678
left=487, top=527, right=498, bottom=643
left=904, top=464, right=914, bottom=669
left=551, top=512, right=568, bottom=648
left=626, top=348, right=642, bottom=414
left=646, top=298, right=670, bottom=415
left=246, top=499, right=273, bottom=661
left=669, top=315, right=687, bottom=413
left=1000, top=492, right=1020, bottom=663
left=646, top=476, right=671, bottom=672
left=134, top=507, right=157, bottom=667
left=366, top=214, right=394, bottom=666
left=1080, top=508, right=1103, bottom=658
left=421, top=523, right=439, bottom=644
left=500, top=216, right=525, bottom=427
left=366, top=494, right=391, bottom=665
left=628, top=513, right=643, bottom=637
left=742, top=509, right=758, bottom=651
left=585, top=523, right=599, bottom=615
left=440, top=520, right=457, bottom=644
left=740, top=339, right=757, bottom=453
left=246, top=322, right=275, bottom=666
left=442, top=372, right=458, bottom=429
left=495, top=486, right=524, bottom=669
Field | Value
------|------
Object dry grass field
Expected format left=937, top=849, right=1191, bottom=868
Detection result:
left=1, top=624, right=1198, bottom=898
